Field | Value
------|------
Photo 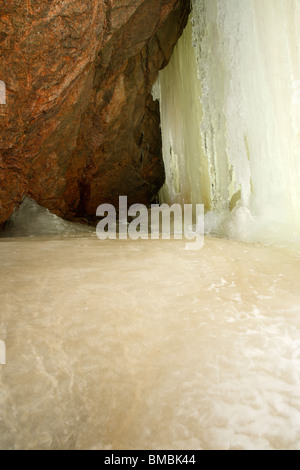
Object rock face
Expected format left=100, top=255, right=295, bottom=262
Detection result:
left=0, top=0, right=190, bottom=224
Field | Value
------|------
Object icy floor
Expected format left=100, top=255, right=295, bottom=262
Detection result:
left=0, top=234, right=300, bottom=450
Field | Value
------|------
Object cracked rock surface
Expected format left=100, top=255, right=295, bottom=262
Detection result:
left=0, top=0, right=189, bottom=224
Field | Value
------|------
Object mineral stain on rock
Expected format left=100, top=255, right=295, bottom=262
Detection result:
left=0, top=0, right=190, bottom=225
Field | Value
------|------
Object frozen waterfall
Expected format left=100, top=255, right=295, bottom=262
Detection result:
left=1, top=0, right=300, bottom=451
left=153, top=0, right=300, bottom=248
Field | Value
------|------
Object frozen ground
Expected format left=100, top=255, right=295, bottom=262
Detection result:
left=0, top=234, right=300, bottom=450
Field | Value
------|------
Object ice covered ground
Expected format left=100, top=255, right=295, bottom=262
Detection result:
left=0, top=231, right=300, bottom=450
left=1, top=0, right=300, bottom=450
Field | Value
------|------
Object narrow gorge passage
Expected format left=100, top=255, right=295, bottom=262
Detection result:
left=1, top=0, right=300, bottom=451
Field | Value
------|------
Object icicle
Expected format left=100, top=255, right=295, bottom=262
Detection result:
left=153, top=0, right=300, bottom=248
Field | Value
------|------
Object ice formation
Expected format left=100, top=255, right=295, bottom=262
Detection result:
left=1, top=235, right=300, bottom=450
left=1, top=2, right=300, bottom=451
left=154, top=0, right=300, bottom=248
left=0, top=197, right=93, bottom=238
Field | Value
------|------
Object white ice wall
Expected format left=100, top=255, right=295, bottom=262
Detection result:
left=154, top=0, right=300, bottom=247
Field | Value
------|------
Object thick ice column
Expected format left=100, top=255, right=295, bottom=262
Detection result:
left=209, top=0, right=300, bottom=227
left=152, top=18, right=211, bottom=212
left=154, top=0, right=300, bottom=245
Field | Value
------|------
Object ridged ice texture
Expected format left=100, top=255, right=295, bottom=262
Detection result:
left=154, top=0, right=300, bottom=248
left=0, top=235, right=300, bottom=449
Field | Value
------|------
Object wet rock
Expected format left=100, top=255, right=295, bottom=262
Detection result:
left=0, top=0, right=190, bottom=224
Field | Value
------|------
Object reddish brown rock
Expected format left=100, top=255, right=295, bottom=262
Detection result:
left=0, top=0, right=190, bottom=224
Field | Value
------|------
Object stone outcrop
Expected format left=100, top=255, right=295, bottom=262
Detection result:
left=0, top=0, right=190, bottom=224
